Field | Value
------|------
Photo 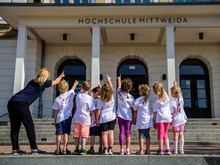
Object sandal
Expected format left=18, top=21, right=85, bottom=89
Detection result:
left=54, top=149, right=61, bottom=155
left=63, top=149, right=72, bottom=155
left=145, top=150, right=151, bottom=155
left=136, top=150, right=143, bottom=155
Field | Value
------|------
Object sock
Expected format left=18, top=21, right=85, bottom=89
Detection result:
left=180, top=139, right=184, bottom=151
left=104, top=147, right=107, bottom=151
left=76, top=146, right=79, bottom=150
left=108, top=146, right=112, bottom=150
left=173, top=141, right=178, bottom=152
left=81, top=147, right=85, bottom=151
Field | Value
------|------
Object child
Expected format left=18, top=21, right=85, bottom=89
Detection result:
left=53, top=79, right=78, bottom=155
left=117, top=75, right=134, bottom=155
left=152, top=82, right=172, bottom=155
left=170, top=81, right=187, bottom=155
left=73, top=80, right=94, bottom=155
left=87, top=86, right=103, bottom=154
left=133, top=84, right=152, bottom=155
left=96, top=75, right=116, bottom=155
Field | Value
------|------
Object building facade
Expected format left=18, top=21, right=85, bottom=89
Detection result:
left=0, top=1, right=220, bottom=121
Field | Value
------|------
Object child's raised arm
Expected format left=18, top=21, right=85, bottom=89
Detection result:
left=117, top=74, right=121, bottom=88
left=71, top=80, right=79, bottom=90
left=107, top=74, right=114, bottom=91
left=173, top=81, right=177, bottom=86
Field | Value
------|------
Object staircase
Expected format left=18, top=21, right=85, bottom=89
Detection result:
left=0, top=118, right=220, bottom=145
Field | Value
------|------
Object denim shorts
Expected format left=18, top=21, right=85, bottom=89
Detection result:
left=56, top=117, right=72, bottom=135
left=138, top=128, right=150, bottom=139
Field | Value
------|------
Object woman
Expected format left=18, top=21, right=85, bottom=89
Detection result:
left=7, top=68, right=65, bottom=155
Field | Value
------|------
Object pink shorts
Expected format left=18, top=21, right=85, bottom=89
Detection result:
left=172, top=124, right=185, bottom=132
left=73, top=122, right=90, bottom=139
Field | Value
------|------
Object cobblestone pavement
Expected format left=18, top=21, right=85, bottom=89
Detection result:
left=1, top=144, right=220, bottom=156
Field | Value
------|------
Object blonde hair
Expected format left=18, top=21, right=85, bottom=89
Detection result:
left=34, top=68, right=50, bottom=86
left=58, top=79, right=69, bottom=93
left=170, top=84, right=182, bottom=96
left=152, top=82, right=165, bottom=102
left=139, top=84, right=150, bottom=100
left=82, top=80, right=91, bottom=92
left=100, top=82, right=113, bottom=102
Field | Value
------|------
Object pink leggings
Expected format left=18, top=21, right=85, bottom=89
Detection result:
left=156, top=122, right=170, bottom=140
left=118, top=117, right=132, bottom=146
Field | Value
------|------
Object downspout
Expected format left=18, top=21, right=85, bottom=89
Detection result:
left=38, top=40, right=45, bottom=118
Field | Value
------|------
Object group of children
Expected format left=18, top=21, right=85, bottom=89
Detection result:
left=52, top=74, right=187, bottom=156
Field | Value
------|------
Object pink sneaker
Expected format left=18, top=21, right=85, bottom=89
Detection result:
left=120, top=149, right=124, bottom=155
left=126, top=149, right=130, bottom=155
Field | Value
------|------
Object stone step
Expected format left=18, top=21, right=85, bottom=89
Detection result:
left=1, top=118, right=220, bottom=145
left=17, top=118, right=220, bottom=124
left=0, top=123, right=220, bottom=130
left=1, top=135, right=220, bottom=145
left=1, top=127, right=220, bottom=134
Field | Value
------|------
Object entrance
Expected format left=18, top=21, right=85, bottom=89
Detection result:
left=180, top=59, right=211, bottom=118
left=57, top=59, right=86, bottom=96
left=117, top=59, right=148, bottom=99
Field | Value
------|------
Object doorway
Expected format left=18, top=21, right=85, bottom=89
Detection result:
left=180, top=59, right=211, bottom=118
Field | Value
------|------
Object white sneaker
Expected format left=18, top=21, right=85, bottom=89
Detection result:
left=172, top=150, right=178, bottom=155
left=108, top=149, right=113, bottom=155
left=179, top=150, right=184, bottom=155
left=102, top=150, right=108, bottom=155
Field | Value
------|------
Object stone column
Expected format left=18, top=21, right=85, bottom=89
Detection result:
left=13, top=25, right=27, bottom=94
left=91, top=25, right=100, bottom=88
left=166, top=25, right=176, bottom=98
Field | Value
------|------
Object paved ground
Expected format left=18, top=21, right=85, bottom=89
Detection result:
left=1, top=144, right=220, bottom=156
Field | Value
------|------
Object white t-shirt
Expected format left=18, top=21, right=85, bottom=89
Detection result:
left=133, top=96, right=153, bottom=129
left=52, top=89, right=75, bottom=124
left=117, top=87, right=134, bottom=121
left=170, top=95, right=187, bottom=127
left=153, top=92, right=172, bottom=123
left=91, top=98, right=99, bottom=128
left=96, top=97, right=116, bottom=124
left=73, top=91, right=94, bottom=125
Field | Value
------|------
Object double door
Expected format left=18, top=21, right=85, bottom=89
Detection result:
left=180, top=76, right=211, bottom=118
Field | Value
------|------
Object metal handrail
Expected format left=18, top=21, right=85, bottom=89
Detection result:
left=0, top=113, right=8, bottom=119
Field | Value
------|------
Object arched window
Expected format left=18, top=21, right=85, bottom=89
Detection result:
left=57, top=59, right=86, bottom=95
left=117, top=59, right=148, bottom=98
left=180, top=59, right=207, bottom=75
